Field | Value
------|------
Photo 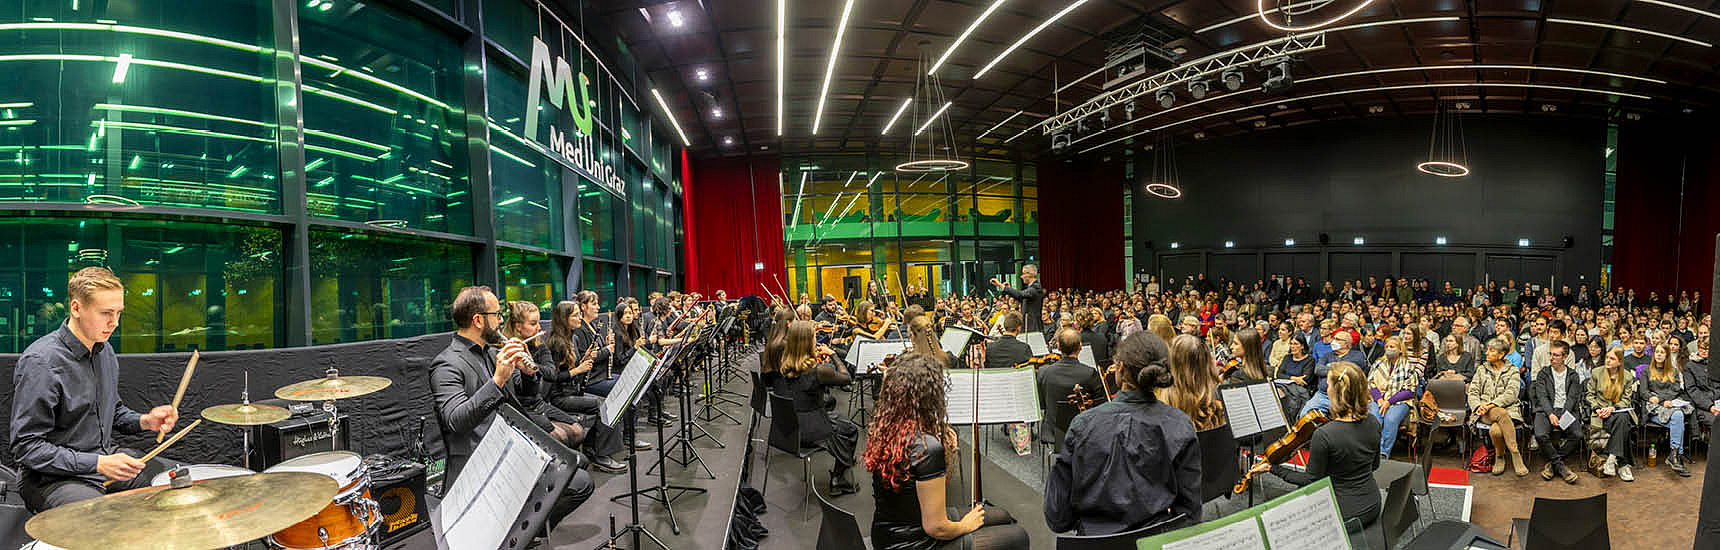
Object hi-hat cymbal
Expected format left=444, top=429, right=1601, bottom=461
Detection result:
left=26, top=472, right=338, bottom=550
left=200, top=403, right=291, bottom=426
left=274, top=375, right=392, bottom=401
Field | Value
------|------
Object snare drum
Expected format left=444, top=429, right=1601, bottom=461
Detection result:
left=263, top=451, right=378, bottom=549
left=150, top=463, right=255, bottom=487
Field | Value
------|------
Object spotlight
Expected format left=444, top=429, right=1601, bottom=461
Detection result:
left=1156, top=88, right=1175, bottom=108
left=1076, top=120, right=1088, bottom=134
left=667, top=9, right=684, bottom=27
left=1051, top=133, right=1070, bottom=150
left=1517, top=238, right=1530, bottom=247
left=1284, top=238, right=1296, bottom=246
left=1221, top=68, right=1244, bottom=91
left=1187, top=80, right=1208, bottom=99
left=1435, top=236, right=1448, bottom=245
left=696, top=68, right=709, bottom=81
left=1224, top=241, right=1235, bottom=248
left=1099, top=109, right=1111, bottom=127
left=1353, top=237, right=1365, bottom=245
left=1170, top=242, right=1180, bottom=249
left=712, top=107, right=723, bottom=118
left=1261, top=57, right=1293, bottom=95
left=1124, top=100, right=1137, bottom=120
left=723, top=136, right=735, bottom=145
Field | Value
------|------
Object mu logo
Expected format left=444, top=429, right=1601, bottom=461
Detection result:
left=525, top=35, right=595, bottom=140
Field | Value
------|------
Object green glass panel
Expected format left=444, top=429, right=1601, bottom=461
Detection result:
left=308, top=228, right=474, bottom=344
left=500, top=247, right=562, bottom=311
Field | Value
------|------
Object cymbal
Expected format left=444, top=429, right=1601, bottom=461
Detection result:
left=274, top=375, right=392, bottom=401
left=200, top=403, right=291, bottom=425
left=26, top=472, right=338, bottom=550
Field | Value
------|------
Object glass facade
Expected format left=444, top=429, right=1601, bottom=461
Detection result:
left=0, top=0, right=682, bottom=351
left=781, top=154, right=1037, bottom=303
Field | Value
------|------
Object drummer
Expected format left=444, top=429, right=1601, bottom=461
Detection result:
left=9, top=267, right=179, bottom=511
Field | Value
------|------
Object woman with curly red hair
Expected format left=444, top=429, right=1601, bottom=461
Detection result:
left=864, top=352, right=1028, bottom=550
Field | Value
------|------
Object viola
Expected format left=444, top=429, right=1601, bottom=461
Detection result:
left=1233, top=409, right=1330, bottom=494
left=1066, top=383, right=1099, bottom=413
left=1014, top=352, right=1062, bottom=370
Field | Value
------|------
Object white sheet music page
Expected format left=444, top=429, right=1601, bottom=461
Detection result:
left=600, top=352, right=657, bottom=427
left=941, top=327, right=977, bottom=356
left=1258, top=485, right=1348, bottom=550
left=440, top=420, right=553, bottom=550
left=1161, top=515, right=1267, bottom=550
left=856, top=340, right=912, bottom=373
left=1022, top=332, right=1048, bottom=356
left=1220, top=386, right=1261, bottom=438
left=1249, top=383, right=1288, bottom=431
left=845, top=335, right=874, bottom=365
left=1076, top=347, right=1095, bottom=367
left=944, top=369, right=1041, bottom=424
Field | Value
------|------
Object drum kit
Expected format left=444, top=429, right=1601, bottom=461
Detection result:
left=23, top=370, right=396, bottom=550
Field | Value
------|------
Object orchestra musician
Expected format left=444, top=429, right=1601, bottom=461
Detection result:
left=10, top=267, right=180, bottom=511
left=1164, top=334, right=1228, bottom=432
left=500, top=301, right=589, bottom=447
left=864, top=352, right=1029, bottom=550
left=904, top=315, right=957, bottom=368
left=431, top=286, right=593, bottom=534
left=542, top=300, right=632, bottom=472
left=1248, top=361, right=1382, bottom=532
left=572, top=291, right=617, bottom=397
left=990, top=265, right=1045, bottom=332
left=984, top=313, right=1033, bottom=369
left=1037, top=329, right=1108, bottom=451
left=1045, top=331, right=1200, bottom=534
left=851, top=300, right=898, bottom=340
left=765, top=320, right=860, bottom=496
left=1227, top=328, right=1270, bottom=383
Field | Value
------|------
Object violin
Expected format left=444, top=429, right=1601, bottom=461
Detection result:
left=1220, top=357, right=1242, bottom=381
left=1014, top=352, right=1062, bottom=370
left=1233, top=409, right=1330, bottom=494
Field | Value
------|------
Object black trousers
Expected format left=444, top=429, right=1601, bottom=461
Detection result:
left=944, top=505, right=1030, bottom=550
left=812, top=412, right=860, bottom=473
left=1598, top=413, right=1636, bottom=465
left=550, top=393, right=624, bottom=457
left=19, top=447, right=172, bottom=513
left=1533, top=412, right=1584, bottom=465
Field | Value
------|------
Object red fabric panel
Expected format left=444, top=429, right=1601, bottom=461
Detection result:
left=1038, top=158, right=1125, bottom=291
left=1676, top=136, right=1720, bottom=313
left=683, top=155, right=786, bottom=297
left=1611, top=123, right=1683, bottom=297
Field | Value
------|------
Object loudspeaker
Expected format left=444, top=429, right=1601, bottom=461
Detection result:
left=1318, top=233, right=1330, bottom=245
left=1562, top=235, right=1575, bottom=248
left=249, top=399, right=351, bottom=469
left=367, top=456, right=429, bottom=545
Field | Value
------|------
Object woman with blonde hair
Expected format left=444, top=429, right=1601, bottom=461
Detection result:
left=1368, top=336, right=1422, bottom=458
left=1644, top=343, right=1694, bottom=476
left=1250, top=362, right=1382, bottom=529
left=1164, top=334, right=1226, bottom=431
left=1588, top=347, right=1640, bottom=481
left=1148, top=314, right=1176, bottom=345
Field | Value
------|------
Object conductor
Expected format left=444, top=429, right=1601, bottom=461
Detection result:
left=991, top=264, right=1046, bottom=332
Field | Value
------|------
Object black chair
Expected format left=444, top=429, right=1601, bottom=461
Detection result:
left=1425, top=379, right=1470, bottom=459
left=762, top=391, right=818, bottom=519
left=1508, top=494, right=1609, bottom=550
left=1040, top=399, right=1081, bottom=477
left=1196, top=425, right=1240, bottom=505
left=814, top=476, right=868, bottom=550
left=1380, top=465, right=1420, bottom=549
left=748, top=371, right=771, bottom=444
left=1054, top=512, right=1189, bottom=550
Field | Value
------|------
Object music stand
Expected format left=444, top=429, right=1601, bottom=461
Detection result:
left=651, top=316, right=722, bottom=478
left=591, top=349, right=680, bottom=549
left=697, top=313, right=746, bottom=423
left=1218, top=380, right=1288, bottom=505
left=434, top=404, right=582, bottom=550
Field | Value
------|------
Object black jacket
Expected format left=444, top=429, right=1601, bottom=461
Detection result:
left=1081, top=328, right=1113, bottom=368
left=985, top=334, right=1033, bottom=369
left=1530, top=366, right=1585, bottom=417
left=1685, top=359, right=1718, bottom=414
left=431, top=334, right=537, bottom=482
left=1002, top=281, right=1046, bottom=331
left=1037, top=356, right=1108, bottom=428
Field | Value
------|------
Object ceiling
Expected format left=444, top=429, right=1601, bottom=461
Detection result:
left=598, top=0, right=1720, bottom=159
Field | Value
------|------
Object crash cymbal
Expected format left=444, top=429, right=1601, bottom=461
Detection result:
left=273, top=375, right=392, bottom=401
left=26, top=472, right=338, bottom=550
left=199, top=403, right=291, bottom=426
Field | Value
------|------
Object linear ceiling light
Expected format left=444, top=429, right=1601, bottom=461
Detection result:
left=1079, top=82, right=1653, bottom=154
left=930, top=0, right=1007, bottom=75
left=811, top=0, right=858, bottom=134
left=111, top=53, right=131, bottom=83
left=1197, top=0, right=1326, bottom=33
left=776, top=0, right=785, bottom=136
left=975, top=110, right=1024, bottom=140
left=914, top=101, right=953, bottom=136
left=974, top=0, right=1089, bottom=79
left=1298, top=64, right=1667, bottom=85
left=1637, top=0, right=1720, bottom=21
left=880, top=97, right=912, bottom=135
left=1547, top=18, right=1712, bottom=47
left=649, top=88, right=691, bottom=146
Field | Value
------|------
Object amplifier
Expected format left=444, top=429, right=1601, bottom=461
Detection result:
left=249, top=399, right=351, bottom=469
left=367, top=455, right=429, bottom=546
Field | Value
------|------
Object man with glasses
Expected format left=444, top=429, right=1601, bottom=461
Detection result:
left=991, top=264, right=1045, bottom=332
left=432, top=285, right=593, bottom=538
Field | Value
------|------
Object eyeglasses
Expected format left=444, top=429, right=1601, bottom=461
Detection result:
left=482, top=310, right=503, bottom=318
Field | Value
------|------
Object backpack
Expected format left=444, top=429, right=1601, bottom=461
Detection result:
left=1466, top=445, right=1495, bottom=473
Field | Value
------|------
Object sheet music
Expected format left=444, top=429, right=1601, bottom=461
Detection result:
left=600, top=352, right=658, bottom=427
left=1665, top=399, right=1691, bottom=409
left=1077, top=347, right=1095, bottom=367
left=941, top=327, right=979, bottom=357
left=945, top=369, right=1041, bottom=425
left=845, top=335, right=874, bottom=366
left=1258, top=485, right=1348, bottom=550
left=1022, top=332, right=1048, bottom=356
left=1162, top=515, right=1266, bottom=550
left=1221, top=387, right=1261, bottom=438
left=855, top=340, right=911, bottom=373
left=439, top=420, right=553, bottom=550
left=1249, top=383, right=1288, bottom=431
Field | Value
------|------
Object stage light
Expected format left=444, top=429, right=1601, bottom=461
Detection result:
left=723, top=136, right=734, bottom=145
left=754, top=261, right=765, bottom=271
left=930, top=0, right=1006, bottom=75
left=696, top=67, right=709, bottom=81
left=1170, top=242, right=1179, bottom=249
left=881, top=98, right=911, bottom=135
left=775, top=0, right=784, bottom=136
left=1261, top=58, right=1293, bottom=94
left=811, top=0, right=857, bottom=134
left=1435, top=236, right=1448, bottom=245
left=1284, top=238, right=1295, bottom=246
left=1353, top=237, right=1364, bottom=245
left=1124, top=100, right=1136, bottom=119
left=1098, top=109, right=1111, bottom=127
left=1518, top=238, right=1530, bottom=247
left=1187, top=80, right=1208, bottom=99
left=711, top=107, right=723, bottom=119
left=1224, top=241, right=1235, bottom=248
left=667, top=10, right=684, bottom=27
left=1156, top=89, right=1175, bottom=108
left=975, top=0, right=1089, bottom=78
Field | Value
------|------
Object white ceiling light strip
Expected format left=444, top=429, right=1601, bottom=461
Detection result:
left=1636, top=0, right=1720, bottom=21
left=1078, top=82, right=1653, bottom=154
left=1256, top=0, right=1378, bottom=32
left=811, top=0, right=858, bottom=134
left=1196, top=0, right=1328, bottom=33
left=929, top=0, right=1007, bottom=75
left=650, top=88, right=692, bottom=146
left=881, top=98, right=913, bottom=134
left=776, top=0, right=786, bottom=136
left=975, top=110, right=1025, bottom=140
left=1547, top=18, right=1712, bottom=47
left=914, top=101, right=953, bottom=136
left=974, top=0, right=1089, bottom=79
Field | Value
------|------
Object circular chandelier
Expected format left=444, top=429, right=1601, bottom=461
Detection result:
left=1256, top=0, right=1376, bottom=32
left=896, top=42, right=966, bottom=173
left=1415, top=161, right=1470, bottom=178
left=895, top=159, right=969, bottom=172
left=1142, top=131, right=1183, bottom=199
left=83, top=194, right=143, bottom=210
left=1416, top=100, right=1470, bottom=178
left=1144, top=182, right=1183, bottom=199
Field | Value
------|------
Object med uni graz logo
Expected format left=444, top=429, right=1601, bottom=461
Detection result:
left=524, top=35, right=596, bottom=141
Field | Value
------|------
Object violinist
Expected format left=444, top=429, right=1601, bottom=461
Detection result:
left=815, top=295, right=841, bottom=324
left=1248, top=362, right=1382, bottom=532
left=904, top=315, right=957, bottom=369
left=1045, top=331, right=1200, bottom=534
left=851, top=300, right=897, bottom=340
left=1225, top=328, right=1269, bottom=383
left=1164, top=334, right=1227, bottom=432
left=766, top=320, right=860, bottom=495
left=1037, top=329, right=1107, bottom=446
left=984, top=313, right=1033, bottom=369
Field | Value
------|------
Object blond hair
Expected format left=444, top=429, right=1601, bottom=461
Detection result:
left=68, top=266, right=123, bottom=304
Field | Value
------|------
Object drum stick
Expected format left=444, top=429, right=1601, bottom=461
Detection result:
left=161, top=350, right=199, bottom=442
left=106, top=419, right=201, bottom=487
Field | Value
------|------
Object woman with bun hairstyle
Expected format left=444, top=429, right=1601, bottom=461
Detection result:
left=1044, top=331, right=1202, bottom=535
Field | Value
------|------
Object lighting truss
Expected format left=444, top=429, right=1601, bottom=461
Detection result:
left=1038, top=33, right=1326, bottom=136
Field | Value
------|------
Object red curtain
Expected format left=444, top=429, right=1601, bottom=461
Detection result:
left=1038, top=158, right=1125, bottom=291
left=683, top=154, right=786, bottom=298
left=1613, top=121, right=1720, bottom=311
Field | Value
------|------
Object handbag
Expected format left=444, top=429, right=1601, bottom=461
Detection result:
left=1467, top=445, right=1495, bottom=473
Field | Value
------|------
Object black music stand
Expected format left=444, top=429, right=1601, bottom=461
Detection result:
left=608, top=341, right=706, bottom=536
left=591, top=349, right=682, bottom=550
left=432, top=404, right=583, bottom=550
left=649, top=317, right=721, bottom=478
left=696, top=314, right=746, bottom=424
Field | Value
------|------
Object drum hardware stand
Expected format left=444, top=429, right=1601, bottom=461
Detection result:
left=321, top=367, right=343, bottom=453
left=242, top=371, right=253, bottom=469
left=649, top=349, right=719, bottom=479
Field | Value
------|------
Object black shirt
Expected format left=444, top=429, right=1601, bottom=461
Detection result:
left=1044, top=391, right=1201, bottom=535
left=1270, top=416, right=1383, bottom=525
left=871, top=432, right=950, bottom=550
left=983, top=335, right=1032, bottom=370
left=10, top=324, right=145, bottom=482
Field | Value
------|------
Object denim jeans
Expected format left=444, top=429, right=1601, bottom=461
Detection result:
left=1650, top=409, right=1687, bottom=453
left=1377, top=402, right=1412, bottom=457
left=1299, top=391, right=1330, bottom=418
